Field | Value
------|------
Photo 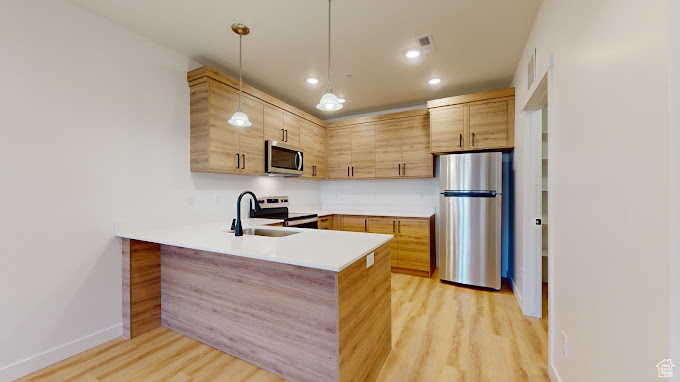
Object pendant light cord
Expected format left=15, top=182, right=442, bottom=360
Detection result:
left=239, top=33, right=243, bottom=110
left=327, top=0, right=332, bottom=93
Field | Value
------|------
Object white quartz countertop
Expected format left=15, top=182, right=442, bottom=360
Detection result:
left=294, top=209, right=435, bottom=218
left=115, top=218, right=392, bottom=272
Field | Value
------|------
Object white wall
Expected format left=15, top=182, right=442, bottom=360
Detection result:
left=670, top=0, right=680, bottom=374
left=0, top=1, right=320, bottom=380
left=512, top=0, right=670, bottom=381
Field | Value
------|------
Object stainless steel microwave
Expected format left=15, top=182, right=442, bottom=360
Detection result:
left=265, top=141, right=303, bottom=176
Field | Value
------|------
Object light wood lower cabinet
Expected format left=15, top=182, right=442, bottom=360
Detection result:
left=340, top=214, right=435, bottom=277
left=318, top=215, right=333, bottom=230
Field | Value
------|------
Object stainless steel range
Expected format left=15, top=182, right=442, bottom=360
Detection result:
left=250, top=196, right=318, bottom=228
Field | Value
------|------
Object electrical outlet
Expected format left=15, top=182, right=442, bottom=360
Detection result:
left=366, top=252, right=375, bottom=268
left=418, top=192, right=424, bottom=199
left=561, top=331, right=568, bottom=358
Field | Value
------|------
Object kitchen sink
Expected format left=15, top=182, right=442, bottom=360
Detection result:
left=231, top=228, right=300, bottom=237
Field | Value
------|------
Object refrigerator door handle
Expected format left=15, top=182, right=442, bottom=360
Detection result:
left=443, top=191, right=498, bottom=197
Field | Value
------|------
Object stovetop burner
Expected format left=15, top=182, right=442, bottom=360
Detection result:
left=249, top=196, right=317, bottom=224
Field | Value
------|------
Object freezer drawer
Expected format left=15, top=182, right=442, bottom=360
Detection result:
left=439, top=194, right=501, bottom=289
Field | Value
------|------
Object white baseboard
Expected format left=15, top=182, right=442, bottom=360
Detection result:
left=549, top=362, right=562, bottom=382
left=0, top=324, right=123, bottom=382
left=509, top=275, right=523, bottom=308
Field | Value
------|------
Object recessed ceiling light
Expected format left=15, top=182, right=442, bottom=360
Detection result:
left=428, top=78, right=441, bottom=85
left=306, top=78, right=319, bottom=84
left=405, top=49, right=421, bottom=59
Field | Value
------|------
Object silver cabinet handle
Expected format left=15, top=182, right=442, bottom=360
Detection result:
left=242, top=154, right=245, bottom=169
left=236, top=153, right=240, bottom=169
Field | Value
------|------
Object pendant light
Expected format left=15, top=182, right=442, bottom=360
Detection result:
left=228, top=23, right=252, bottom=127
left=316, top=0, right=343, bottom=111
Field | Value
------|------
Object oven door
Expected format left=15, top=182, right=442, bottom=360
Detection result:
left=283, top=217, right=318, bottom=229
left=265, top=141, right=303, bottom=176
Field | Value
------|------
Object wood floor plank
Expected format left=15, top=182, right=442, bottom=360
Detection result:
left=16, top=270, right=548, bottom=382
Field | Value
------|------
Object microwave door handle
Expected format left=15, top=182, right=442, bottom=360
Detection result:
left=295, top=152, right=303, bottom=171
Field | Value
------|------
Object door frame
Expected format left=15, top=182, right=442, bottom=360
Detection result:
left=520, top=65, right=555, bottom=373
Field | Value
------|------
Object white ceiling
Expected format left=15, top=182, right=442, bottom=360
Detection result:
left=69, top=0, right=541, bottom=119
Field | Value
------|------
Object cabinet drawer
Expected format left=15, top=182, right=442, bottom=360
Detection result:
left=342, top=215, right=369, bottom=232
left=318, top=215, right=333, bottom=230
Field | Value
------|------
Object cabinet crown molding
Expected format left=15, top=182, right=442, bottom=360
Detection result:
left=427, top=87, right=515, bottom=109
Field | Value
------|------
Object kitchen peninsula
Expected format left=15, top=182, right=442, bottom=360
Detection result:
left=115, top=220, right=392, bottom=382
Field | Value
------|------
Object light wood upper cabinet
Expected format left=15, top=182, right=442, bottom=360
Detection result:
left=328, top=126, right=353, bottom=179
left=283, top=113, right=301, bottom=148
left=428, top=88, right=515, bottom=153
left=188, top=66, right=326, bottom=176
left=430, top=106, right=466, bottom=154
left=350, top=125, right=376, bottom=179
left=197, top=80, right=264, bottom=174
left=299, top=120, right=327, bottom=179
left=401, top=115, right=433, bottom=178
left=375, top=120, right=403, bottom=178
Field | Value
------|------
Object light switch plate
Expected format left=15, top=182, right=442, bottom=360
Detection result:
left=366, top=252, right=375, bottom=268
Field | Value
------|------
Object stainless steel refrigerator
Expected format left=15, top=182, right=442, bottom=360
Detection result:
left=439, top=152, right=502, bottom=290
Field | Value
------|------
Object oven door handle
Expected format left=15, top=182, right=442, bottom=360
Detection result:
left=283, top=217, right=318, bottom=227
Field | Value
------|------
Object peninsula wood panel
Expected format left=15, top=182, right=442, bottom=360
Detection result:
left=122, top=239, right=161, bottom=338
left=368, top=217, right=398, bottom=266
left=160, top=245, right=340, bottom=382
left=342, top=215, right=369, bottom=232
left=469, top=99, right=509, bottom=149
left=430, top=105, right=466, bottom=154
left=337, top=242, right=392, bottom=382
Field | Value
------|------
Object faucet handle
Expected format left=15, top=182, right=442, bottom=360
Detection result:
left=230, top=218, right=237, bottom=231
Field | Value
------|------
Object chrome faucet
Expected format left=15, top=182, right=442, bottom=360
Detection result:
left=233, top=191, right=262, bottom=236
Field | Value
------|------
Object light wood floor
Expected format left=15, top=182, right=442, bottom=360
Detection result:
left=17, top=270, right=548, bottom=382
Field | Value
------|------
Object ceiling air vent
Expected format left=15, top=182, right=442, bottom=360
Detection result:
left=417, top=33, right=436, bottom=55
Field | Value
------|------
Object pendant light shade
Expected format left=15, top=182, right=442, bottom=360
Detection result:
left=228, top=110, right=251, bottom=127
left=317, top=91, right=343, bottom=111
left=229, top=23, right=252, bottom=127
left=317, top=0, right=343, bottom=112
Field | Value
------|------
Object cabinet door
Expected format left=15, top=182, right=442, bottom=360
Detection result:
left=342, top=215, right=369, bottom=232
left=469, top=100, right=508, bottom=149
left=263, top=104, right=285, bottom=144
left=430, top=105, right=466, bottom=153
left=208, top=81, right=241, bottom=172
left=299, top=120, right=316, bottom=178
left=368, top=217, right=398, bottom=267
left=396, top=218, right=430, bottom=272
left=312, top=123, right=328, bottom=178
left=350, top=125, right=376, bottom=178
left=328, top=127, right=352, bottom=179
left=238, top=96, right=265, bottom=175
left=401, top=115, right=433, bottom=178
left=283, top=113, right=301, bottom=148
left=374, top=121, right=402, bottom=178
